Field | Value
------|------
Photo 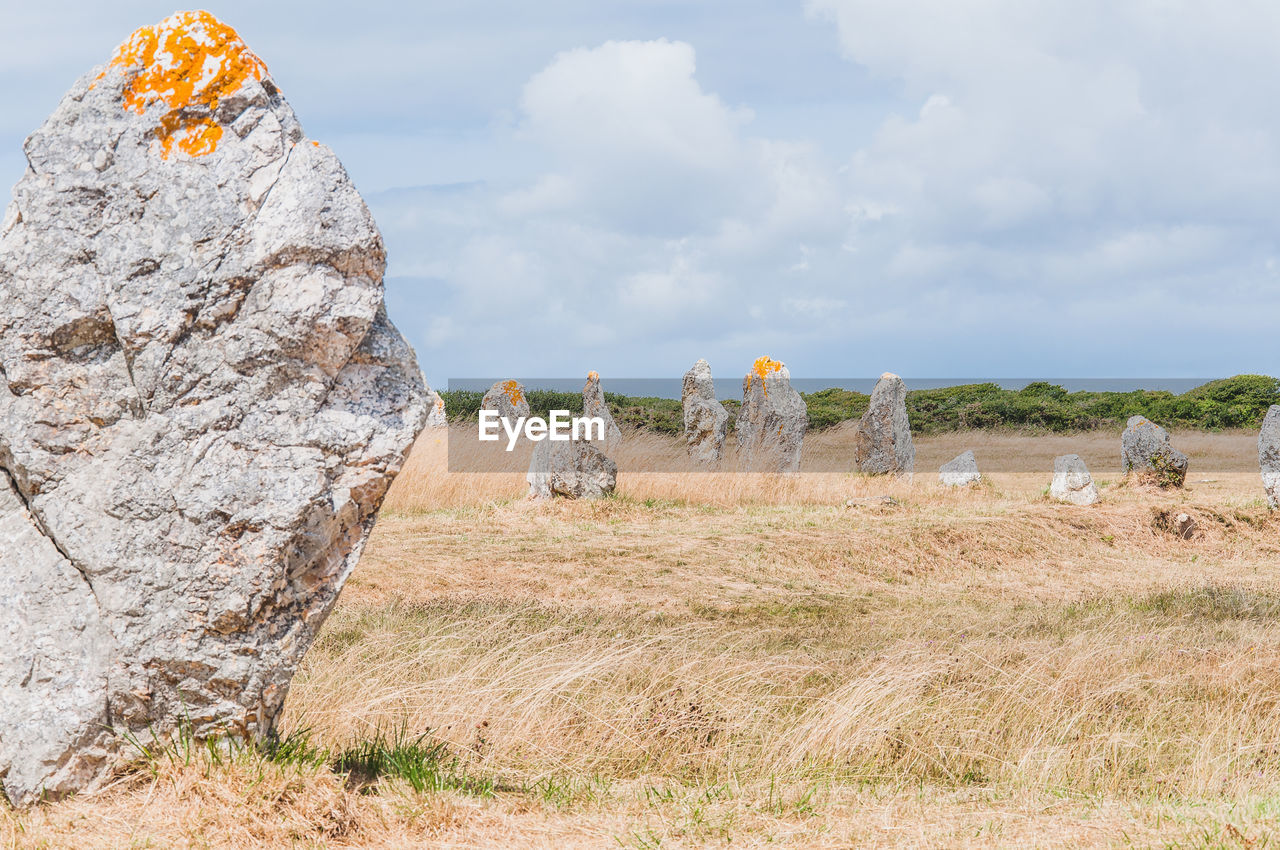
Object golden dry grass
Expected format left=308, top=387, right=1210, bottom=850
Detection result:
left=4, top=429, right=1278, bottom=848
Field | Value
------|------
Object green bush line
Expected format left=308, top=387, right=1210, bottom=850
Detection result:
left=439, top=374, right=1279, bottom=436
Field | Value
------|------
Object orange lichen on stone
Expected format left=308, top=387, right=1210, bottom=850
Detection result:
left=97, top=10, right=268, bottom=159
left=747, top=356, right=785, bottom=393
left=588, top=371, right=599, bottom=381
left=502, top=380, right=525, bottom=406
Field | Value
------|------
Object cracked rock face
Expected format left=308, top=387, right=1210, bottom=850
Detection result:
left=854, top=373, right=915, bottom=477
left=682, top=359, right=728, bottom=466
left=738, top=358, right=806, bottom=473
left=0, top=11, right=428, bottom=804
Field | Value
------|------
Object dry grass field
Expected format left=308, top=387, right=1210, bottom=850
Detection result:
left=4, top=428, right=1278, bottom=848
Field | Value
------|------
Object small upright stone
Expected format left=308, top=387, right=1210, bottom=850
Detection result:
left=854, top=373, right=915, bottom=476
left=682, top=359, right=729, bottom=465
left=1121, top=415, right=1188, bottom=487
left=738, top=357, right=807, bottom=472
left=425, top=390, right=448, bottom=428
left=582, top=371, right=622, bottom=451
left=939, top=450, right=980, bottom=487
left=1050, top=454, right=1100, bottom=505
left=1260, top=405, right=1280, bottom=509
left=527, top=439, right=618, bottom=500
left=481, top=379, right=531, bottom=424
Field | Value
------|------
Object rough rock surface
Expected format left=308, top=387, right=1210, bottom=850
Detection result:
left=681, top=359, right=728, bottom=466
left=0, top=12, right=427, bottom=805
left=425, top=390, right=447, bottom=428
left=854, top=373, right=915, bottom=476
left=938, top=450, right=980, bottom=487
left=1050, top=455, right=1100, bottom=505
left=1121, top=415, right=1188, bottom=487
left=582, top=371, right=621, bottom=451
left=1261, top=405, right=1280, bottom=509
left=527, top=438, right=617, bottom=499
left=737, top=357, right=806, bottom=472
left=481, top=380, right=530, bottom=425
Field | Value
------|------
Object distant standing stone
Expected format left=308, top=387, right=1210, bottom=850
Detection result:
left=582, top=371, right=622, bottom=451
left=738, top=357, right=807, bottom=472
left=682, top=359, right=729, bottom=465
left=426, top=390, right=448, bottom=428
left=939, top=450, right=981, bottom=487
left=527, top=438, right=618, bottom=500
left=854, top=373, right=915, bottom=476
left=1050, top=454, right=1100, bottom=505
left=1260, top=405, right=1280, bottom=508
left=481, top=380, right=531, bottom=424
left=1121, top=415, right=1188, bottom=487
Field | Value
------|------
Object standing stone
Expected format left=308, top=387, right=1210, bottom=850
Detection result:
left=1050, top=455, right=1100, bottom=505
left=0, top=12, right=428, bottom=805
left=682, top=359, right=729, bottom=466
left=1260, top=405, right=1280, bottom=509
left=938, top=450, right=980, bottom=487
left=582, top=371, right=622, bottom=451
left=738, top=357, right=806, bottom=472
left=854, top=373, right=915, bottom=476
left=481, top=380, right=531, bottom=424
left=1121, top=415, right=1188, bottom=487
left=425, top=390, right=448, bottom=428
left=527, top=438, right=617, bottom=500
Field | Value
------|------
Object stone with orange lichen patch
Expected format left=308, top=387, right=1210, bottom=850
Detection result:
left=482, top=380, right=531, bottom=428
left=0, top=10, right=426, bottom=805
left=582, top=371, right=621, bottom=451
left=96, top=11, right=269, bottom=159
left=426, top=389, right=448, bottom=429
left=739, top=358, right=805, bottom=472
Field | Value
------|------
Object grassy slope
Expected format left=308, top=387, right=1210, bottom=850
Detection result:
left=7, top=432, right=1279, bottom=848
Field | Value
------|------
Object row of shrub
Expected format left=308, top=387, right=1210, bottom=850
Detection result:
left=439, top=374, right=1280, bottom=435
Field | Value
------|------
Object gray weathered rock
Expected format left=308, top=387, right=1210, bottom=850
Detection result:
left=1121, top=415, right=1188, bottom=487
left=425, top=390, right=448, bottom=428
left=527, top=438, right=617, bottom=500
left=682, top=359, right=729, bottom=466
left=0, top=11, right=427, bottom=805
left=582, top=371, right=622, bottom=451
left=481, top=380, right=531, bottom=425
left=1261, top=405, right=1280, bottom=509
left=854, top=373, right=915, bottom=477
left=1050, top=455, right=1100, bottom=505
left=738, top=357, right=806, bottom=472
left=939, top=450, right=980, bottom=487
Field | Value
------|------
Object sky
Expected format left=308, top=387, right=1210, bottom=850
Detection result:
left=2, top=1, right=1278, bottom=389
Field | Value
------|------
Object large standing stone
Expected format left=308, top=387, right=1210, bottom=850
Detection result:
left=582, top=371, right=622, bottom=451
left=527, top=438, right=617, bottom=500
left=0, top=12, right=427, bottom=805
left=738, top=357, right=806, bottom=472
left=425, top=390, right=448, bottom=428
left=854, top=373, right=915, bottom=476
left=939, top=450, right=980, bottom=487
left=1121, top=415, right=1188, bottom=487
left=682, top=359, right=729, bottom=466
left=1260, top=405, right=1280, bottom=509
left=481, top=380, right=531, bottom=424
left=1050, top=455, right=1100, bottom=505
